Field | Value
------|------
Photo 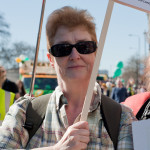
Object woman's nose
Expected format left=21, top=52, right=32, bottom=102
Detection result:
left=69, top=47, right=80, bottom=60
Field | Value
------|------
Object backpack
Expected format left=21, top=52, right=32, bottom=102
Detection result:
left=122, top=92, right=150, bottom=120
left=23, top=94, right=121, bottom=150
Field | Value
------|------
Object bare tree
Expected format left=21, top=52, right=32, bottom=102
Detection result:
left=122, top=56, right=142, bottom=86
left=0, top=13, right=36, bottom=69
left=0, top=13, right=11, bottom=48
left=0, top=41, right=35, bottom=69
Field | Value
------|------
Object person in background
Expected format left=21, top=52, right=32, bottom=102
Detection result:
left=111, top=78, right=128, bottom=103
left=0, top=65, right=20, bottom=100
left=101, top=82, right=107, bottom=95
left=0, top=66, right=15, bottom=125
left=0, top=6, right=136, bottom=149
left=122, top=54, right=150, bottom=120
left=16, top=80, right=26, bottom=97
left=126, top=78, right=136, bottom=96
left=106, top=81, right=112, bottom=97
left=137, top=84, right=146, bottom=94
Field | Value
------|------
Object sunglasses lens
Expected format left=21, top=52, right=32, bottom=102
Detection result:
left=50, top=41, right=96, bottom=57
left=50, top=44, right=72, bottom=57
left=76, top=41, right=96, bottom=54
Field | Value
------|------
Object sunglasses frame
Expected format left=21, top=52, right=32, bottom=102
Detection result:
left=49, top=41, right=97, bottom=57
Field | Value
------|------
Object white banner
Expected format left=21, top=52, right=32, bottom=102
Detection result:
left=113, top=0, right=150, bottom=13
left=132, top=119, right=150, bottom=150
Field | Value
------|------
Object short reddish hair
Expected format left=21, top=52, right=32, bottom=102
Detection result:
left=46, top=6, right=97, bottom=49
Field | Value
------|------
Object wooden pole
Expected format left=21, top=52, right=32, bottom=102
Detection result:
left=29, top=0, right=46, bottom=96
left=80, top=0, right=114, bottom=121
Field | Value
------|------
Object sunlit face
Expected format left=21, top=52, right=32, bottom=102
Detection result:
left=49, top=26, right=96, bottom=83
left=117, top=80, right=123, bottom=88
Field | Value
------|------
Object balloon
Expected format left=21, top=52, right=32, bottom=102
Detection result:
left=19, top=55, right=25, bottom=60
left=15, top=57, right=21, bottom=63
left=24, top=57, right=29, bottom=61
left=117, top=61, right=124, bottom=69
left=113, top=68, right=122, bottom=78
left=113, top=74, right=116, bottom=78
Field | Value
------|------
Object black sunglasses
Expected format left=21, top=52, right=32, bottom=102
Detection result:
left=49, top=41, right=97, bottom=57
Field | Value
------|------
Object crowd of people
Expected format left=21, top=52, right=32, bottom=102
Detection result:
left=98, top=77, right=146, bottom=104
left=0, top=5, right=149, bottom=150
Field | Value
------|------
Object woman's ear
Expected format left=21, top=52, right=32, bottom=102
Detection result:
left=47, top=52, right=54, bottom=68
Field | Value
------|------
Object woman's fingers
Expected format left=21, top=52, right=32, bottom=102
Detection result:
left=54, top=121, right=90, bottom=150
left=72, top=121, right=89, bottom=130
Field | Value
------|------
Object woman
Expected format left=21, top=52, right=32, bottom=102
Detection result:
left=0, top=6, right=136, bottom=149
left=16, top=80, right=26, bottom=96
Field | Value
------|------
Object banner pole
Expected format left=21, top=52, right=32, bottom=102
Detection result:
left=29, top=0, right=46, bottom=96
left=80, top=0, right=114, bottom=121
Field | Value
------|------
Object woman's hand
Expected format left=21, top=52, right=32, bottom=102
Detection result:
left=54, top=121, right=90, bottom=150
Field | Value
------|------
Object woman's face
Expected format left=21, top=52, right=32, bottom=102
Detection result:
left=49, top=26, right=96, bottom=83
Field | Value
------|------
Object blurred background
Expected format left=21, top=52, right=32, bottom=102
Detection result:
left=0, top=0, right=149, bottom=96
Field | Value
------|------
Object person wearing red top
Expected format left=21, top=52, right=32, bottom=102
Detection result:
left=122, top=55, right=150, bottom=120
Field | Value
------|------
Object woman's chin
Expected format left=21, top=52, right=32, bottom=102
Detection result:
left=67, top=74, right=89, bottom=81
